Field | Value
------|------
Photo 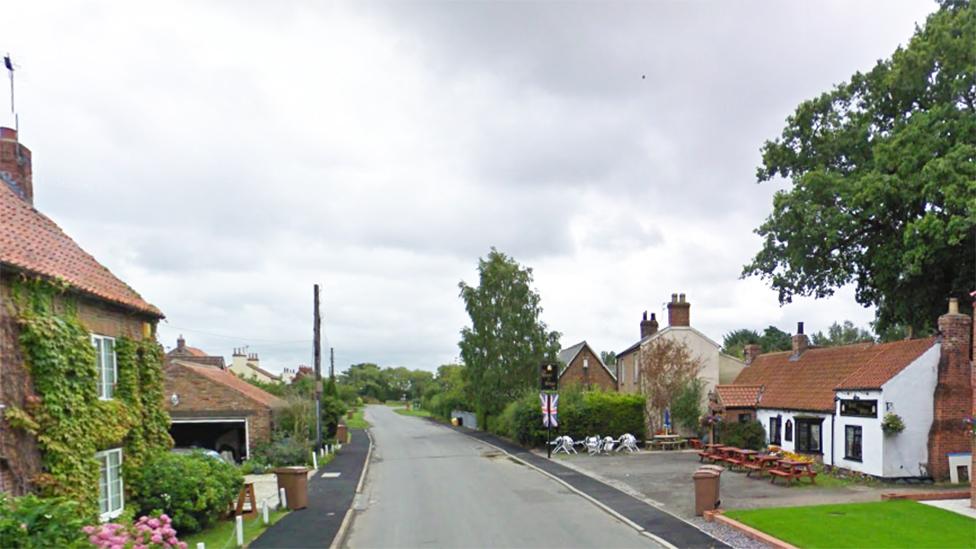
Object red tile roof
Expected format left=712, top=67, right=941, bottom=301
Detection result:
left=0, top=183, right=161, bottom=316
left=171, top=360, right=286, bottom=409
left=733, top=337, right=937, bottom=412
left=715, top=384, right=763, bottom=408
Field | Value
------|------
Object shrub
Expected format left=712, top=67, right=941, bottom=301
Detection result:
left=254, top=437, right=309, bottom=467
left=671, top=378, right=705, bottom=434
left=84, top=513, right=186, bottom=549
left=718, top=420, right=766, bottom=450
left=492, top=387, right=646, bottom=447
left=239, top=457, right=271, bottom=475
left=129, top=452, right=243, bottom=534
left=0, top=494, right=89, bottom=548
left=881, top=413, right=905, bottom=435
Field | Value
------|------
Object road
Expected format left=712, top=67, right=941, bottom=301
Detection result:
left=344, top=405, right=660, bottom=548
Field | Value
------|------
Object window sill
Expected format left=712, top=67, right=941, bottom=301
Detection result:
left=844, top=456, right=863, bottom=462
left=99, top=506, right=124, bottom=523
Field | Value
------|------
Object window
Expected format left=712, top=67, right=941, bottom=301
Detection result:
left=97, top=448, right=123, bottom=520
left=738, top=413, right=751, bottom=423
left=784, top=419, right=793, bottom=442
left=92, top=335, right=116, bottom=400
left=583, top=357, right=589, bottom=369
left=768, top=416, right=782, bottom=444
left=845, top=425, right=863, bottom=462
left=840, top=399, right=877, bottom=418
left=795, top=418, right=823, bottom=453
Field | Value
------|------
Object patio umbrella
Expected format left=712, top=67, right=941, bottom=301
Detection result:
left=663, top=407, right=671, bottom=433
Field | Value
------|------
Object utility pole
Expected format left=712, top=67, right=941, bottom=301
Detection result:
left=314, top=284, right=322, bottom=451
left=330, top=347, right=335, bottom=380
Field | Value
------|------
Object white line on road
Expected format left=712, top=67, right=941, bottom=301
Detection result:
left=321, top=472, right=341, bottom=478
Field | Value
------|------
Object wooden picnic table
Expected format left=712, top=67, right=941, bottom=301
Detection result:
left=747, top=454, right=781, bottom=477
left=768, top=459, right=818, bottom=486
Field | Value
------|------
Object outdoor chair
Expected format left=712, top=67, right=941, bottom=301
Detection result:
left=584, top=436, right=602, bottom=455
left=615, top=433, right=640, bottom=453
left=601, top=436, right=616, bottom=453
left=552, top=435, right=577, bottom=455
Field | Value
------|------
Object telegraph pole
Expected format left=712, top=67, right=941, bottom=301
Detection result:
left=330, top=347, right=335, bottom=380
left=314, top=284, right=322, bottom=451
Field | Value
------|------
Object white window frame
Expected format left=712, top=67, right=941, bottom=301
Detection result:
left=96, top=448, right=124, bottom=521
left=91, top=334, right=117, bottom=400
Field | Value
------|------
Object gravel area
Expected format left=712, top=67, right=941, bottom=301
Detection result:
left=688, top=517, right=773, bottom=549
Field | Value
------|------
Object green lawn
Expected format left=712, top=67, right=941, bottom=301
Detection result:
left=393, top=407, right=432, bottom=418
left=726, top=500, right=976, bottom=549
left=182, top=510, right=288, bottom=549
left=345, top=407, right=370, bottom=429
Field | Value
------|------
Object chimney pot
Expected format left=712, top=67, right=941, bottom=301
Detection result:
left=679, top=293, right=686, bottom=303
left=671, top=293, right=678, bottom=303
left=797, top=321, right=804, bottom=335
left=177, top=335, right=186, bottom=350
left=948, top=297, right=959, bottom=315
left=640, top=310, right=659, bottom=338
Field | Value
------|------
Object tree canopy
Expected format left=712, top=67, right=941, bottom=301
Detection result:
left=458, top=248, right=561, bottom=422
left=811, top=321, right=876, bottom=346
left=722, top=326, right=793, bottom=357
left=744, top=1, right=976, bottom=333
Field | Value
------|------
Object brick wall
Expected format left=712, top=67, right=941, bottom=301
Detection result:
left=560, top=345, right=617, bottom=391
left=0, top=128, right=33, bottom=204
left=927, top=306, right=973, bottom=480
left=0, top=273, right=156, bottom=495
left=164, top=362, right=276, bottom=453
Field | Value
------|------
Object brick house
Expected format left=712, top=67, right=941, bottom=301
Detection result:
left=166, top=335, right=226, bottom=368
left=0, top=127, right=164, bottom=517
left=716, top=300, right=972, bottom=481
left=557, top=341, right=616, bottom=391
left=164, top=358, right=286, bottom=461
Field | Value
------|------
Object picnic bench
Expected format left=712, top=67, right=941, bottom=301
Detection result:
left=768, top=459, right=817, bottom=486
left=697, top=444, right=725, bottom=463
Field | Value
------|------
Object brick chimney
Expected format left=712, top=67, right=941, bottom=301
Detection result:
left=928, top=297, right=973, bottom=481
left=744, top=344, right=762, bottom=365
left=667, top=293, right=690, bottom=327
left=640, top=311, right=659, bottom=339
left=790, top=322, right=809, bottom=360
left=176, top=335, right=186, bottom=352
left=0, top=127, right=32, bottom=205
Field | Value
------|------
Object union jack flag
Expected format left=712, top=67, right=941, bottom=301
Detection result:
left=540, top=393, right=559, bottom=428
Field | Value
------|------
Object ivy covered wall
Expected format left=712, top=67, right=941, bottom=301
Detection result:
left=2, top=277, right=171, bottom=517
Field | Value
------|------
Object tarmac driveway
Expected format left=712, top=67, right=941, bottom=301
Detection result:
left=549, top=449, right=961, bottom=518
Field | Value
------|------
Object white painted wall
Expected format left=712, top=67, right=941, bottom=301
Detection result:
left=756, top=409, right=833, bottom=463
left=880, top=343, right=940, bottom=478
left=834, top=390, right=883, bottom=476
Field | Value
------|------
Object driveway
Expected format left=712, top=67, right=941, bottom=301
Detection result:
left=344, top=405, right=661, bottom=548
left=550, top=449, right=964, bottom=519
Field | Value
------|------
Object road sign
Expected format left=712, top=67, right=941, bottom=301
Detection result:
left=540, top=363, right=558, bottom=391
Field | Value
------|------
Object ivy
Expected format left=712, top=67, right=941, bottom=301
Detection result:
left=3, top=277, right=172, bottom=518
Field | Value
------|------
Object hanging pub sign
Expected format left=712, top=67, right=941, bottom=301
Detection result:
left=540, top=362, right=559, bottom=391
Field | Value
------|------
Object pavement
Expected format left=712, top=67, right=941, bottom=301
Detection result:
left=443, top=424, right=727, bottom=548
left=250, top=430, right=369, bottom=549
left=343, top=405, right=668, bottom=548
left=548, top=448, right=971, bottom=518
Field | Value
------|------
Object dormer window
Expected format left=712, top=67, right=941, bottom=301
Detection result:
left=92, top=334, right=117, bottom=400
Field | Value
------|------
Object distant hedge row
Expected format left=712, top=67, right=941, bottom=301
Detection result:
left=489, top=386, right=646, bottom=447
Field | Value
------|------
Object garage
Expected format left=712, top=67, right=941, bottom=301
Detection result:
left=170, top=418, right=248, bottom=462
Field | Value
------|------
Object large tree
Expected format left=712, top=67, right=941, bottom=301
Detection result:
left=811, top=321, right=876, bottom=347
left=744, top=1, right=975, bottom=334
left=638, top=337, right=704, bottom=434
left=458, top=248, right=561, bottom=423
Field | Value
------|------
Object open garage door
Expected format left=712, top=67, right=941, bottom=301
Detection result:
left=170, top=418, right=248, bottom=462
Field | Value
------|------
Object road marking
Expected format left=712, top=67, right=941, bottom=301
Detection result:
left=321, top=472, right=341, bottom=478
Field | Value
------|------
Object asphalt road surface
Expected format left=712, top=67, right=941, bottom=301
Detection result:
left=344, top=405, right=661, bottom=548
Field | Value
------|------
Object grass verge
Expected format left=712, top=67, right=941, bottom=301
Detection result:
left=345, top=407, right=370, bottom=429
left=393, top=407, right=432, bottom=418
left=725, top=500, right=975, bottom=549
left=182, top=510, right=288, bottom=549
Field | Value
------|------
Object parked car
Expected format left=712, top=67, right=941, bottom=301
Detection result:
left=171, top=447, right=230, bottom=463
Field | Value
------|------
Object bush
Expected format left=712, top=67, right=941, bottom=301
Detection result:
left=492, top=387, right=646, bottom=447
left=84, top=513, right=186, bottom=549
left=129, top=452, right=243, bottom=534
left=718, top=420, right=766, bottom=450
left=671, top=378, right=705, bottom=434
left=254, top=437, right=309, bottom=467
left=239, top=457, right=270, bottom=475
left=0, top=494, right=89, bottom=548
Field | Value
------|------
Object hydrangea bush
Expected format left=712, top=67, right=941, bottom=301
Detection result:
left=83, top=514, right=187, bottom=549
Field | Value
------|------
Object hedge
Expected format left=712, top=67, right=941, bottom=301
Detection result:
left=493, top=387, right=645, bottom=447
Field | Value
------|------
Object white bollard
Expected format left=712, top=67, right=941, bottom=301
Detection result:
left=197, top=543, right=205, bottom=549
left=235, top=515, right=244, bottom=547
left=279, top=487, right=288, bottom=510
left=312, top=451, right=318, bottom=469
left=261, top=500, right=269, bottom=525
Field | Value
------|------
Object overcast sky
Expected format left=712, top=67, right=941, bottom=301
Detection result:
left=6, top=1, right=937, bottom=374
